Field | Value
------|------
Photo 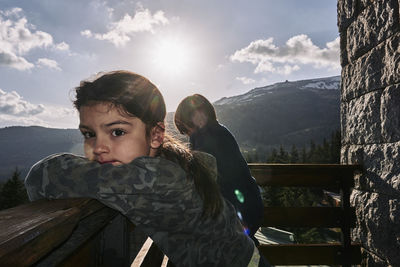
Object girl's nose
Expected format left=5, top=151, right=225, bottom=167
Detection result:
left=93, top=138, right=110, bottom=155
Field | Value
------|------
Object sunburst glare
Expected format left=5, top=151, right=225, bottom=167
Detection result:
left=152, top=37, right=193, bottom=75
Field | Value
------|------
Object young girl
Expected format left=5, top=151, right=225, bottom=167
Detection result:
left=24, top=71, right=268, bottom=267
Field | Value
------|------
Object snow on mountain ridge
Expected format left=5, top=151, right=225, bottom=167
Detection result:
left=300, top=76, right=340, bottom=90
left=214, top=76, right=340, bottom=106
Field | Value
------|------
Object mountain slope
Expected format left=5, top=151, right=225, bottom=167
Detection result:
left=0, top=126, right=83, bottom=181
left=213, top=76, right=340, bottom=151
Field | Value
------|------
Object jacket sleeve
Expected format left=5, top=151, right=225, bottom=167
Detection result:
left=24, top=153, right=187, bottom=219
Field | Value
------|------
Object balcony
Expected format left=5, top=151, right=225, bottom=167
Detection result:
left=0, top=164, right=362, bottom=266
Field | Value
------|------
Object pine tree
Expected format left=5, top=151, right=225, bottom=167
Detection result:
left=289, top=144, right=300, bottom=163
left=277, top=145, right=289, bottom=163
left=267, top=148, right=278, bottom=163
left=330, top=130, right=341, bottom=163
left=301, top=146, right=307, bottom=163
left=0, top=168, right=29, bottom=210
left=308, top=140, right=317, bottom=162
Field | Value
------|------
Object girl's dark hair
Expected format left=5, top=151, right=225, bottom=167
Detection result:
left=74, top=70, right=165, bottom=127
left=174, top=94, right=217, bottom=134
left=74, top=70, right=223, bottom=218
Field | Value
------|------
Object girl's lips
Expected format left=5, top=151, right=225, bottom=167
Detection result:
left=98, top=160, right=117, bottom=165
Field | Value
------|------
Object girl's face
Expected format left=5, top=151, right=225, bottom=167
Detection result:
left=79, top=102, right=158, bottom=165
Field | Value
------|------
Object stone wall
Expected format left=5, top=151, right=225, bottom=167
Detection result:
left=338, top=0, right=400, bottom=265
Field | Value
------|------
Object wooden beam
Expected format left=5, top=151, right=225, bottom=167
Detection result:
left=262, top=207, right=356, bottom=227
left=259, top=243, right=362, bottom=265
left=35, top=207, right=121, bottom=266
left=0, top=199, right=83, bottom=265
left=0, top=199, right=105, bottom=266
left=249, top=164, right=361, bottom=188
left=132, top=237, right=165, bottom=267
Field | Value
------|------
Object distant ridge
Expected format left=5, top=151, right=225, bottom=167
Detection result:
left=0, top=126, right=83, bottom=182
left=213, top=76, right=340, bottom=155
left=215, top=76, right=340, bottom=105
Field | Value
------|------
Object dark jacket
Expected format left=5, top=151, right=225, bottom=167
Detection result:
left=190, top=121, right=264, bottom=235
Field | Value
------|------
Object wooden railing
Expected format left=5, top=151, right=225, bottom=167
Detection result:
left=0, top=198, right=137, bottom=266
left=249, top=163, right=362, bottom=266
left=0, top=164, right=362, bottom=266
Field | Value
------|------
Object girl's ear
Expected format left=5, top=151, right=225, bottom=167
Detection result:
left=150, top=122, right=165, bottom=151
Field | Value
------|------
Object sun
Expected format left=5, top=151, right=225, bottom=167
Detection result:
left=152, top=37, right=192, bottom=75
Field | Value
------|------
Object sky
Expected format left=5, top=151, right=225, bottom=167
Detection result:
left=0, top=0, right=340, bottom=129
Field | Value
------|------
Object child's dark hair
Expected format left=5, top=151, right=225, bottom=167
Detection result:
left=73, top=70, right=223, bottom=217
left=174, top=94, right=217, bottom=134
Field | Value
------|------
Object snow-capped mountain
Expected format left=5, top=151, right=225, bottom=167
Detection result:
left=213, top=76, right=341, bottom=155
left=299, top=76, right=340, bottom=90
left=215, top=76, right=340, bottom=106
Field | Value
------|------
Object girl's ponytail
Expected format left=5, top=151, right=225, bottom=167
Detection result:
left=158, top=135, right=223, bottom=218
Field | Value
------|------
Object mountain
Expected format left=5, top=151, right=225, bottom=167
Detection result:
left=0, top=76, right=340, bottom=182
left=0, top=126, right=83, bottom=182
left=213, top=76, right=340, bottom=153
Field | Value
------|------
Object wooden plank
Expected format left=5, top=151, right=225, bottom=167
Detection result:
left=262, top=207, right=356, bottom=227
left=0, top=205, right=81, bottom=265
left=259, top=243, right=362, bottom=265
left=0, top=199, right=104, bottom=266
left=141, top=239, right=165, bottom=267
left=131, top=237, right=165, bottom=267
left=249, top=164, right=361, bottom=188
left=131, top=237, right=154, bottom=266
left=35, top=207, right=120, bottom=267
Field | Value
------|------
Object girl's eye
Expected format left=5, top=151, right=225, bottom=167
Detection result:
left=81, top=131, right=95, bottom=139
left=112, top=129, right=126, bottom=137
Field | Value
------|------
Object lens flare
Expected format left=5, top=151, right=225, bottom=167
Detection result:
left=234, top=189, right=245, bottom=203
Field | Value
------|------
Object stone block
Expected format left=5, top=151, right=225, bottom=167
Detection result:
left=342, top=143, right=400, bottom=194
left=342, top=90, right=383, bottom=144
left=351, top=190, right=400, bottom=266
left=381, top=85, right=400, bottom=142
left=337, top=0, right=358, bottom=31
left=340, top=102, right=348, bottom=143
left=339, top=32, right=349, bottom=67
left=347, top=0, right=399, bottom=61
left=342, top=33, right=400, bottom=101
left=381, top=34, right=400, bottom=85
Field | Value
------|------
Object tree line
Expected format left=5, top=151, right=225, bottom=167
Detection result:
left=243, top=130, right=341, bottom=164
left=246, top=130, right=342, bottom=243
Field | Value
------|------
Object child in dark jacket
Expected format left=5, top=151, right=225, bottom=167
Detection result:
left=174, top=94, right=265, bottom=245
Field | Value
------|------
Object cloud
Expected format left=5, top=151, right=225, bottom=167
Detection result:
left=0, top=88, right=78, bottom=128
left=54, top=41, right=69, bottom=51
left=37, top=58, right=62, bottom=71
left=0, top=7, right=23, bottom=17
left=0, top=107, right=77, bottom=128
left=81, top=8, right=169, bottom=46
left=0, top=8, right=69, bottom=70
left=236, top=76, right=256, bottom=85
left=0, top=50, right=34, bottom=70
left=0, top=89, right=45, bottom=116
left=230, top=35, right=340, bottom=75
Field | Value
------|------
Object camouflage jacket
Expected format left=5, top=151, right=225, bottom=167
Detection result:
left=24, top=153, right=254, bottom=267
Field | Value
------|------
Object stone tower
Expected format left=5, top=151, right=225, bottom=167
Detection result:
left=338, top=0, right=400, bottom=265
